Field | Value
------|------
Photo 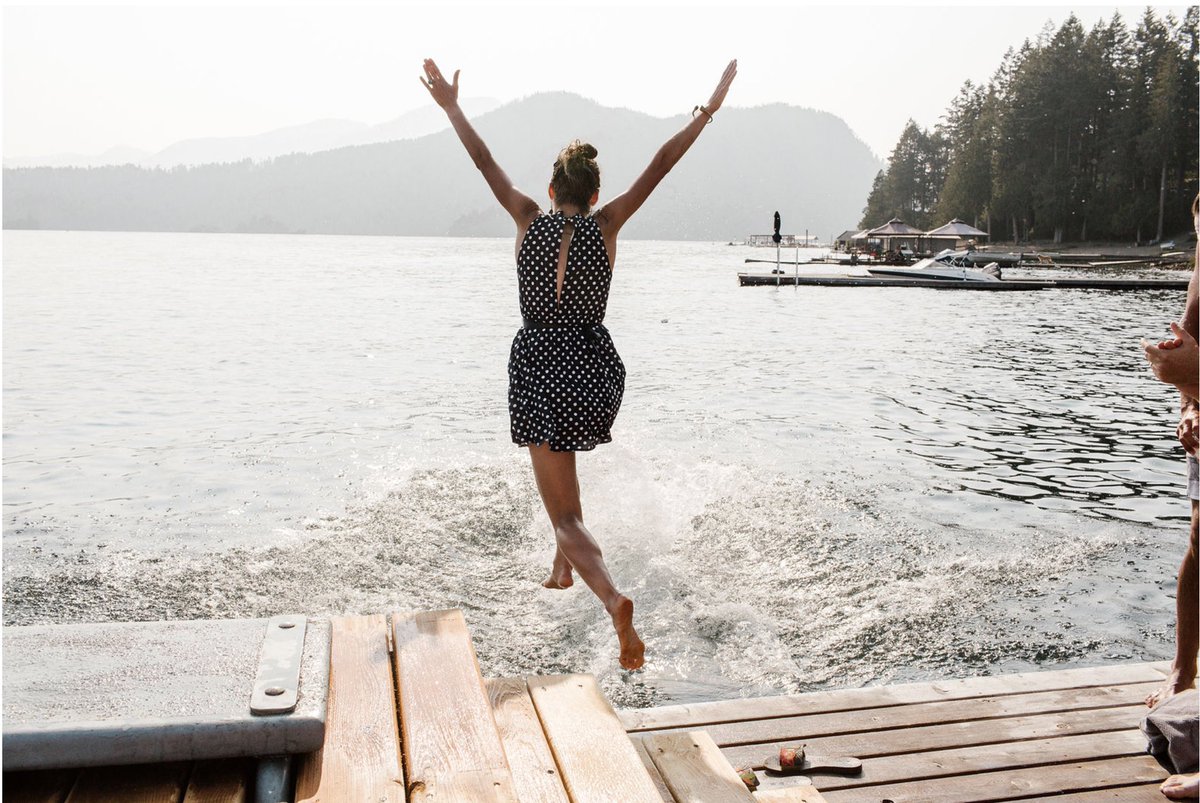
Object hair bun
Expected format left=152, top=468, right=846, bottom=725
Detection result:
left=551, top=140, right=601, bottom=212
left=561, top=140, right=598, bottom=172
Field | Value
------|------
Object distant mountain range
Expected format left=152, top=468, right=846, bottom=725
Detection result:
left=2, top=98, right=501, bottom=169
left=3, top=93, right=883, bottom=240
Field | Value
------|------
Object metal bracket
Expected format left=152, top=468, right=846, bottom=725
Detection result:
left=250, top=615, right=307, bottom=715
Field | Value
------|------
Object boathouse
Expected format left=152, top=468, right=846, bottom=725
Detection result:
left=926, top=218, right=990, bottom=251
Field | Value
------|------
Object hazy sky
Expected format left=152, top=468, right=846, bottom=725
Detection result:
left=3, top=3, right=1191, bottom=161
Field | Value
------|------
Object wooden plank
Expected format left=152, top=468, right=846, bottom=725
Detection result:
left=2, top=770, right=80, bottom=803
left=1055, top=784, right=1177, bottom=801
left=1027, top=785, right=1174, bottom=802
left=643, top=730, right=755, bottom=803
left=719, top=704, right=1145, bottom=768
left=392, top=609, right=517, bottom=802
left=527, top=674, right=663, bottom=803
left=294, top=615, right=404, bottom=803
left=181, top=759, right=251, bottom=803
left=485, top=678, right=570, bottom=803
left=632, top=737, right=677, bottom=803
left=620, top=663, right=1170, bottom=732
left=817, top=755, right=1167, bottom=802
left=753, top=788, right=828, bottom=803
left=810, top=730, right=1148, bottom=791
left=695, top=682, right=1159, bottom=748
left=64, top=763, right=189, bottom=803
left=412, top=770, right=519, bottom=801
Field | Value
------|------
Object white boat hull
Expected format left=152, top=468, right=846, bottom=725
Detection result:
left=868, top=257, right=1000, bottom=282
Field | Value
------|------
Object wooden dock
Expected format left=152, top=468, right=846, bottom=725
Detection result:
left=622, top=661, right=1174, bottom=802
left=3, top=610, right=1175, bottom=802
left=738, top=273, right=1190, bottom=291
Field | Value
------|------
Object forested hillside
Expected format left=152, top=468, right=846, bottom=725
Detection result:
left=861, top=9, right=1199, bottom=243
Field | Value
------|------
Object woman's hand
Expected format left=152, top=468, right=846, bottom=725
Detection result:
left=703, top=59, right=738, bottom=116
left=420, top=59, right=459, bottom=111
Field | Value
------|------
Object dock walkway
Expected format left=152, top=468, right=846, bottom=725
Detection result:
left=3, top=611, right=1174, bottom=802
left=623, top=661, right=1174, bottom=802
left=738, top=273, right=1190, bottom=291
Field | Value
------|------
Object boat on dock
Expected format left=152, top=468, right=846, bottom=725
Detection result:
left=867, top=255, right=1002, bottom=282
left=1, top=608, right=1179, bottom=802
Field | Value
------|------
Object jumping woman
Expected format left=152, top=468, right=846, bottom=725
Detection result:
left=421, top=58, right=737, bottom=669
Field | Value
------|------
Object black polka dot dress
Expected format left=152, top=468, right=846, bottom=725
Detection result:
left=509, top=211, right=625, bottom=451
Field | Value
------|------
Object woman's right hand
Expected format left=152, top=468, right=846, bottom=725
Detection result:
left=703, top=59, right=738, bottom=116
left=420, top=59, right=460, bottom=110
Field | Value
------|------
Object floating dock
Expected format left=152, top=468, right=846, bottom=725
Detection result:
left=739, top=273, right=1190, bottom=291
left=3, top=610, right=1175, bottom=801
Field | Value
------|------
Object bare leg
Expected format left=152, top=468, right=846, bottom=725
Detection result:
left=1161, top=772, right=1200, bottom=799
left=527, top=443, right=645, bottom=670
left=1149, top=501, right=1200, bottom=707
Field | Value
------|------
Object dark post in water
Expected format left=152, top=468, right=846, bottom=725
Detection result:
left=773, top=211, right=782, bottom=287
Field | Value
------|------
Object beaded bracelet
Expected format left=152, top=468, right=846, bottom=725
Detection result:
left=692, top=104, right=714, bottom=124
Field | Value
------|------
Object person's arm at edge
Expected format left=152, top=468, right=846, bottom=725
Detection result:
left=421, top=60, right=539, bottom=228
left=1180, top=248, right=1199, bottom=409
left=595, top=60, right=737, bottom=236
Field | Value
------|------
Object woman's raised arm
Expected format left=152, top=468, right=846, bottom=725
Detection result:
left=421, top=59, right=539, bottom=227
left=595, top=60, right=737, bottom=236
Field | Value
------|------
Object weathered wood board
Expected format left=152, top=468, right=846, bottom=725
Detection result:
left=527, top=674, right=662, bottom=803
left=643, top=730, right=755, bottom=803
left=393, top=609, right=517, bottom=802
left=63, top=762, right=189, bottom=803
left=719, top=704, right=1145, bottom=769
left=181, top=759, right=252, bottom=802
left=817, top=755, right=1168, bottom=802
left=619, top=662, right=1169, bottom=732
left=752, top=788, right=829, bottom=803
left=696, top=682, right=1160, bottom=747
left=632, top=737, right=677, bottom=803
left=295, top=615, right=404, bottom=803
left=485, top=678, right=570, bottom=803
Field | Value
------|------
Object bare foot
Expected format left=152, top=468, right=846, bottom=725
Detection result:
left=541, top=553, right=574, bottom=589
left=608, top=595, right=645, bottom=670
left=542, top=566, right=574, bottom=590
left=1161, top=772, right=1200, bottom=799
left=1146, top=668, right=1196, bottom=708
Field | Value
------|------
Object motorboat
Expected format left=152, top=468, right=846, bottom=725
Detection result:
left=867, top=254, right=1002, bottom=282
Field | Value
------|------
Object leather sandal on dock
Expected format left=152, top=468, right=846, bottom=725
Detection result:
left=763, top=744, right=863, bottom=776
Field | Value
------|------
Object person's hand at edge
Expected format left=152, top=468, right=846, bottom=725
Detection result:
left=1180, top=398, right=1199, bottom=456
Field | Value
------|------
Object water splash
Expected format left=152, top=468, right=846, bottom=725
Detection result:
left=3, top=453, right=1172, bottom=708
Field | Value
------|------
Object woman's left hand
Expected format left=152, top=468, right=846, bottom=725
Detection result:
left=420, top=59, right=459, bottom=110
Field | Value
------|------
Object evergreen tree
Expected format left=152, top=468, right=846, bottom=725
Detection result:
left=858, top=120, right=945, bottom=229
left=861, top=9, right=1198, bottom=243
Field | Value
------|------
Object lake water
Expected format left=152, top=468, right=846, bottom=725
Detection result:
left=2, top=229, right=1193, bottom=708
